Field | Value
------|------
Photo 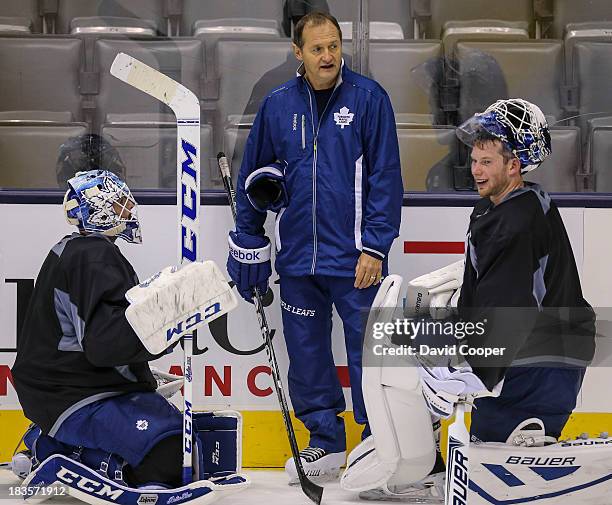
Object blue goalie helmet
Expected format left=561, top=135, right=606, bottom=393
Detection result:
left=456, top=98, right=552, bottom=174
left=63, top=170, right=142, bottom=244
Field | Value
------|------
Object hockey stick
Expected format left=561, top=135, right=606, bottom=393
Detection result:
left=110, top=53, right=200, bottom=485
left=218, top=153, right=324, bottom=505
left=445, top=402, right=470, bottom=505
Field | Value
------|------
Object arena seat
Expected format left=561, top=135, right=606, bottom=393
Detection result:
left=428, top=0, right=535, bottom=38
left=102, top=116, right=215, bottom=189
left=548, top=0, right=612, bottom=39
left=0, top=17, right=32, bottom=33
left=339, top=21, right=404, bottom=40
left=223, top=126, right=250, bottom=180
left=70, top=16, right=157, bottom=35
left=0, top=37, right=83, bottom=120
left=442, top=20, right=529, bottom=61
left=56, top=0, right=167, bottom=35
left=574, top=42, right=612, bottom=132
left=328, top=0, right=414, bottom=39
left=589, top=125, right=612, bottom=192
left=94, top=38, right=203, bottom=128
left=0, top=121, right=88, bottom=189
left=0, top=0, right=39, bottom=32
left=524, top=127, right=581, bottom=192
left=193, top=19, right=281, bottom=88
left=181, top=0, right=283, bottom=38
left=214, top=39, right=296, bottom=128
left=369, top=41, right=443, bottom=124
left=397, top=126, right=458, bottom=191
left=456, top=41, right=564, bottom=123
left=224, top=124, right=460, bottom=193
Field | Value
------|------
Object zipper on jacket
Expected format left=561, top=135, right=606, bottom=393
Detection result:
left=305, top=81, right=340, bottom=275
left=301, top=114, right=306, bottom=149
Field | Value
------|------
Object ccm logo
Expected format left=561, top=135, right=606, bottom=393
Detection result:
left=181, top=139, right=198, bottom=263
left=166, top=303, right=222, bottom=341
left=57, top=466, right=123, bottom=500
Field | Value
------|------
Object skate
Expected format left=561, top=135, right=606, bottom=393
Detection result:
left=358, top=471, right=445, bottom=503
left=285, top=447, right=346, bottom=485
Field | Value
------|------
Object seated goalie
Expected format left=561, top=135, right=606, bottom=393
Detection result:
left=10, top=168, right=244, bottom=501
left=341, top=99, right=596, bottom=502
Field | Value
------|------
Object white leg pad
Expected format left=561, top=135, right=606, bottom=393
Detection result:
left=341, top=276, right=436, bottom=492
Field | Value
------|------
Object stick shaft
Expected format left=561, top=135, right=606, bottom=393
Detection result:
left=217, top=153, right=323, bottom=505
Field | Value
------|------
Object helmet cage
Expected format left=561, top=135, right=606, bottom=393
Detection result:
left=63, top=170, right=142, bottom=244
left=457, top=99, right=552, bottom=174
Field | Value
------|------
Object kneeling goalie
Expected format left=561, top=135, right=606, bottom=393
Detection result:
left=342, top=99, right=599, bottom=503
left=10, top=169, right=247, bottom=504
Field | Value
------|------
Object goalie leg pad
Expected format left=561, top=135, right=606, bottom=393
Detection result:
left=469, top=435, right=612, bottom=504
left=341, top=276, right=436, bottom=492
left=193, top=411, right=242, bottom=479
left=22, top=454, right=222, bottom=505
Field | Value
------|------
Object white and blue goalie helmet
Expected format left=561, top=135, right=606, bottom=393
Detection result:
left=457, top=98, right=552, bottom=174
left=63, top=170, right=142, bottom=244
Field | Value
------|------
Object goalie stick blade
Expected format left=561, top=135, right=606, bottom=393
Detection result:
left=110, top=52, right=199, bottom=119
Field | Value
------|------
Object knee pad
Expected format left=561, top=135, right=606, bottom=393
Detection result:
left=193, top=410, right=242, bottom=479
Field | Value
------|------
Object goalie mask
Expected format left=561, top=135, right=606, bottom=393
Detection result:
left=457, top=98, right=552, bottom=174
left=63, top=170, right=142, bottom=244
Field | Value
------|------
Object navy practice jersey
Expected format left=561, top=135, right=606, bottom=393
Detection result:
left=12, top=233, right=158, bottom=434
left=459, top=184, right=595, bottom=389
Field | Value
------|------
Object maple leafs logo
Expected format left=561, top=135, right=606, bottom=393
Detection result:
left=334, top=106, right=354, bottom=129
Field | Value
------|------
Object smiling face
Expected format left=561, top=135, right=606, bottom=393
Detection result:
left=471, top=140, right=523, bottom=205
left=293, top=20, right=342, bottom=90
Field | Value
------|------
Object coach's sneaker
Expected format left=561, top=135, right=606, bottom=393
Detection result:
left=285, top=447, right=346, bottom=485
left=358, top=451, right=445, bottom=503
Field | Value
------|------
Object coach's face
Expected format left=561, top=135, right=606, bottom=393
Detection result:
left=471, top=141, right=521, bottom=205
left=294, top=21, right=342, bottom=90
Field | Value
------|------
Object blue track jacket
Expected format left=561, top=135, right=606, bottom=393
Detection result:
left=236, top=62, right=403, bottom=277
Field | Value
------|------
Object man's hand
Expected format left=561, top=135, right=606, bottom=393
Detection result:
left=354, top=253, right=383, bottom=289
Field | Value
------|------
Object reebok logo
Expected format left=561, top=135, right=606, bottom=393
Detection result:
left=230, top=249, right=261, bottom=262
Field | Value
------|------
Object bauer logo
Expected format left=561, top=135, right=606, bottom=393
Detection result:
left=448, top=436, right=469, bottom=505
left=180, top=138, right=198, bottom=263
left=137, top=495, right=158, bottom=505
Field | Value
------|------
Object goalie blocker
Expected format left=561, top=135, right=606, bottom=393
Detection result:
left=124, top=261, right=237, bottom=355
